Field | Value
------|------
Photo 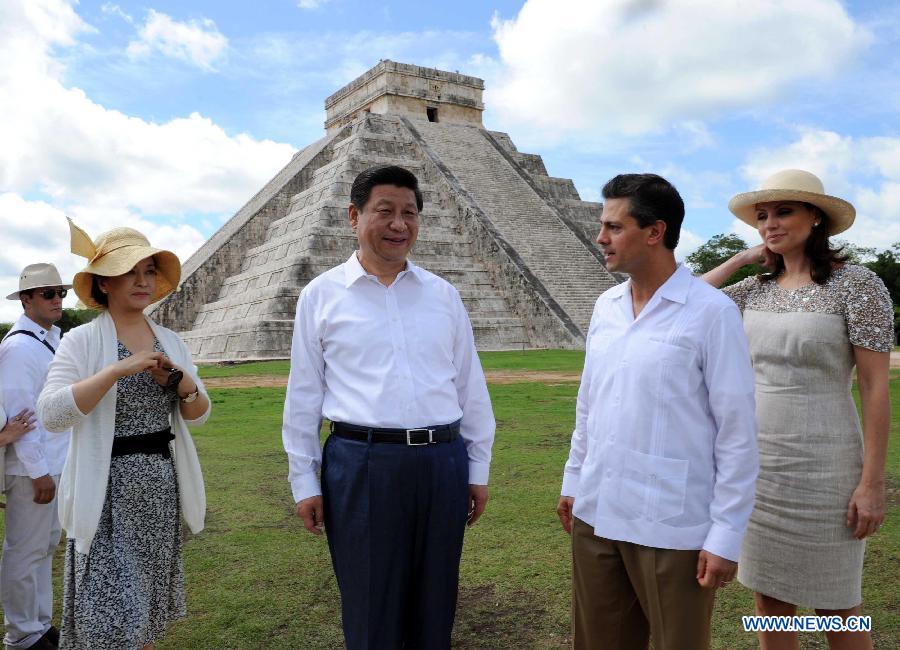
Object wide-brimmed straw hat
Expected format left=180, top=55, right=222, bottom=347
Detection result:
left=5, top=263, right=72, bottom=301
left=728, top=169, right=855, bottom=236
left=68, top=218, right=181, bottom=310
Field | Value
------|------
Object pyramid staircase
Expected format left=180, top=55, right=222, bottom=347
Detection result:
left=151, top=110, right=618, bottom=361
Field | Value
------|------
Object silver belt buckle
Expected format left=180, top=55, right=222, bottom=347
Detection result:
left=406, top=428, right=434, bottom=446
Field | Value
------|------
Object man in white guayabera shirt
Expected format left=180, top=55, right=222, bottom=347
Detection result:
left=282, top=165, right=495, bottom=650
left=556, top=174, right=758, bottom=650
left=1, top=263, right=72, bottom=650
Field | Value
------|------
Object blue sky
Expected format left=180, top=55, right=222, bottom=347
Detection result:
left=1, top=0, right=899, bottom=320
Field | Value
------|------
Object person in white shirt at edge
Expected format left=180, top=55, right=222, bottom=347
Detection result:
left=0, top=263, right=72, bottom=650
left=282, top=165, right=495, bottom=650
left=37, top=221, right=210, bottom=650
left=556, top=173, right=759, bottom=650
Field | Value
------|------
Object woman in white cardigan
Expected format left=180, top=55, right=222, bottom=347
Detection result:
left=38, top=220, right=210, bottom=650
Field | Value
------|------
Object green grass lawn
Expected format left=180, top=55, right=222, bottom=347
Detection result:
left=2, top=350, right=898, bottom=648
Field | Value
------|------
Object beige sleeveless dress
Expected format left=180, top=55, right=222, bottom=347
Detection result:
left=723, top=265, right=893, bottom=609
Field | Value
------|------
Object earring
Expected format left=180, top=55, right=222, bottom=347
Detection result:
left=813, top=221, right=820, bottom=227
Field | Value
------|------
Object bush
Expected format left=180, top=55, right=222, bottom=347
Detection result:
left=58, top=308, right=100, bottom=334
left=0, top=308, right=99, bottom=341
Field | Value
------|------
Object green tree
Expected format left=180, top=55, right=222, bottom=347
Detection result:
left=861, top=243, right=900, bottom=346
left=832, top=239, right=877, bottom=264
left=864, top=243, right=900, bottom=303
left=685, top=233, right=763, bottom=287
left=58, top=307, right=100, bottom=334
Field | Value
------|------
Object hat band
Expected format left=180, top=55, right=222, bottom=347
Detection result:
left=89, top=241, right=153, bottom=265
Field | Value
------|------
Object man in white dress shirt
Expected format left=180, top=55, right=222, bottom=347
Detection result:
left=1, top=263, right=72, bottom=650
left=282, top=165, right=495, bottom=649
left=556, top=174, right=758, bottom=650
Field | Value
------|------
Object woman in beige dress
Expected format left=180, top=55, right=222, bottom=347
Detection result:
left=704, top=170, right=891, bottom=650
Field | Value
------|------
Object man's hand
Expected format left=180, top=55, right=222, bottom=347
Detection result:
left=467, top=484, right=489, bottom=527
left=696, top=550, right=737, bottom=589
left=31, top=474, right=56, bottom=504
left=296, top=496, right=324, bottom=536
left=557, top=496, right=575, bottom=534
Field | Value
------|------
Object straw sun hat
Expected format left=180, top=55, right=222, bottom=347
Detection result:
left=728, top=169, right=856, bottom=236
left=4, top=263, right=72, bottom=301
left=68, top=218, right=181, bottom=310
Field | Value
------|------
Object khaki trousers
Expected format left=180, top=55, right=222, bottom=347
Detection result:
left=572, top=517, right=716, bottom=650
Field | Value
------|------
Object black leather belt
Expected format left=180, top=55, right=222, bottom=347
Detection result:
left=111, top=427, right=175, bottom=458
left=330, top=420, right=460, bottom=446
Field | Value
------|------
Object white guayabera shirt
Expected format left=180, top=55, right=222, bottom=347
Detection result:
left=562, top=264, right=759, bottom=562
left=283, top=252, right=496, bottom=504
left=0, top=314, right=69, bottom=479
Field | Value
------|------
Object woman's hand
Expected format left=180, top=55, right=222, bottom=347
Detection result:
left=112, top=350, right=165, bottom=379
left=847, top=481, right=885, bottom=539
left=148, top=357, right=198, bottom=398
left=148, top=357, right=182, bottom=388
left=737, top=243, right=776, bottom=269
left=0, top=408, right=37, bottom=447
left=702, top=242, right=776, bottom=287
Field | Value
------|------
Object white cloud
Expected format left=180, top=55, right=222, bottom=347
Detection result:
left=297, top=0, right=329, bottom=8
left=728, top=218, right=760, bottom=244
left=487, top=0, right=868, bottom=136
left=0, top=194, right=206, bottom=321
left=0, top=0, right=296, bottom=321
left=675, top=227, right=704, bottom=262
left=127, top=9, right=228, bottom=70
left=740, top=129, right=900, bottom=250
left=100, top=3, right=132, bottom=24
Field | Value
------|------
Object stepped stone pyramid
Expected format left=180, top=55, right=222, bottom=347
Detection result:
left=150, top=61, right=619, bottom=361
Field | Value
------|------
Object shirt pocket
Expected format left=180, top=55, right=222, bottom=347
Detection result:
left=608, top=447, right=689, bottom=522
left=642, top=339, right=702, bottom=400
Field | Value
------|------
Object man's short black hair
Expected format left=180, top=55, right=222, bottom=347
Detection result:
left=601, top=173, right=685, bottom=250
left=350, top=165, right=423, bottom=212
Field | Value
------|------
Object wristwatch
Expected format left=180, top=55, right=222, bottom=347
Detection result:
left=180, top=388, right=200, bottom=403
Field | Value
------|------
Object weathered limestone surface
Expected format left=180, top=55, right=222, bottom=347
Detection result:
left=325, top=60, right=484, bottom=134
left=150, top=62, right=619, bottom=361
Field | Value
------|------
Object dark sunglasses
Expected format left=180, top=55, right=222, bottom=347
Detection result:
left=38, top=289, right=67, bottom=300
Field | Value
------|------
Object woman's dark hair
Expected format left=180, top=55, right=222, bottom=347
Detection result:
left=759, top=203, right=848, bottom=285
left=90, top=275, right=109, bottom=307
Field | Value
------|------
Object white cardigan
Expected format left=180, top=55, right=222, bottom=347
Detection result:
left=38, top=311, right=210, bottom=554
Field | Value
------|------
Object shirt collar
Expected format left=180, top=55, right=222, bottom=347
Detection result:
left=342, top=251, right=423, bottom=288
left=655, top=264, right=692, bottom=305
left=608, top=263, right=691, bottom=305
left=11, top=314, right=60, bottom=342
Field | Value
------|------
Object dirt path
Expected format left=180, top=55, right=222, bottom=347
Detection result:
left=202, top=369, right=582, bottom=389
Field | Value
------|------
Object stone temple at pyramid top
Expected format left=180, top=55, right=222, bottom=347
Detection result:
left=324, top=60, right=485, bottom=133
left=150, top=60, right=619, bottom=361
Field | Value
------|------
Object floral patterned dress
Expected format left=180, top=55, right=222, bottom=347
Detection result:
left=723, top=265, right=894, bottom=608
left=60, top=340, right=185, bottom=649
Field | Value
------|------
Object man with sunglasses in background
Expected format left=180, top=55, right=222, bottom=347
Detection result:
left=1, top=263, right=72, bottom=650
